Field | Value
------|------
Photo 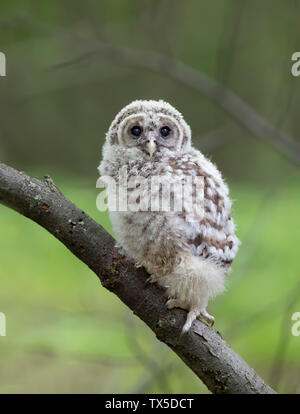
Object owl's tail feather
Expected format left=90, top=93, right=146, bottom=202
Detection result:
left=158, top=253, right=226, bottom=332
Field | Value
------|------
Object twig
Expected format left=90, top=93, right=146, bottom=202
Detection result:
left=49, top=42, right=300, bottom=165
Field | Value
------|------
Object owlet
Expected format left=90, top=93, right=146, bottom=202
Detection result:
left=98, top=100, right=240, bottom=332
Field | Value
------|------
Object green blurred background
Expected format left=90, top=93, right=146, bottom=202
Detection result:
left=0, top=0, right=300, bottom=394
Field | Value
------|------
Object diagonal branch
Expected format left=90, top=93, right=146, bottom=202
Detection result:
left=50, top=42, right=300, bottom=165
left=0, top=162, right=276, bottom=394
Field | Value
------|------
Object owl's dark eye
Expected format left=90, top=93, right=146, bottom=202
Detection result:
left=160, top=126, right=171, bottom=137
left=130, top=126, right=142, bottom=137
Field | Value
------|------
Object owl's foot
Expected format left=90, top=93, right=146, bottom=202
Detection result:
left=198, top=310, right=215, bottom=327
left=182, top=308, right=215, bottom=333
left=166, top=300, right=202, bottom=332
left=145, top=274, right=159, bottom=284
left=115, top=243, right=127, bottom=256
left=166, top=299, right=215, bottom=332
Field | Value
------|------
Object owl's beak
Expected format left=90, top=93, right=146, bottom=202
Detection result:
left=146, top=138, right=156, bottom=157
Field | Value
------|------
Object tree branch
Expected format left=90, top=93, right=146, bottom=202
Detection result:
left=50, top=42, right=300, bottom=165
left=0, top=162, right=276, bottom=394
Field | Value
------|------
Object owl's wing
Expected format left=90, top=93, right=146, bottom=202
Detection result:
left=169, top=153, right=240, bottom=267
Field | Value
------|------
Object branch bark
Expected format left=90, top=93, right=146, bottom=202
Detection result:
left=0, top=162, right=276, bottom=394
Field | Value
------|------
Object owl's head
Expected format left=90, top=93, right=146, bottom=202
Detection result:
left=106, top=100, right=192, bottom=158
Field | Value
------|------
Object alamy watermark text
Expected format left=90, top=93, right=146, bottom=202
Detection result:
left=0, top=52, right=6, bottom=77
left=0, top=312, right=6, bottom=336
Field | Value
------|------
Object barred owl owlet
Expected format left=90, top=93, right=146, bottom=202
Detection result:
left=98, top=100, right=240, bottom=332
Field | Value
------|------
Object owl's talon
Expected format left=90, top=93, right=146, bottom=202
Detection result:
left=115, top=244, right=127, bottom=256
left=180, top=308, right=215, bottom=333
left=145, top=275, right=158, bottom=284
left=145, top=276, right=152, bottom=284
left=182, top=310, right=198, bottom=333
left=166, top=299, right=177, bottom=309
left=198, top=310, right=215, bottom=326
